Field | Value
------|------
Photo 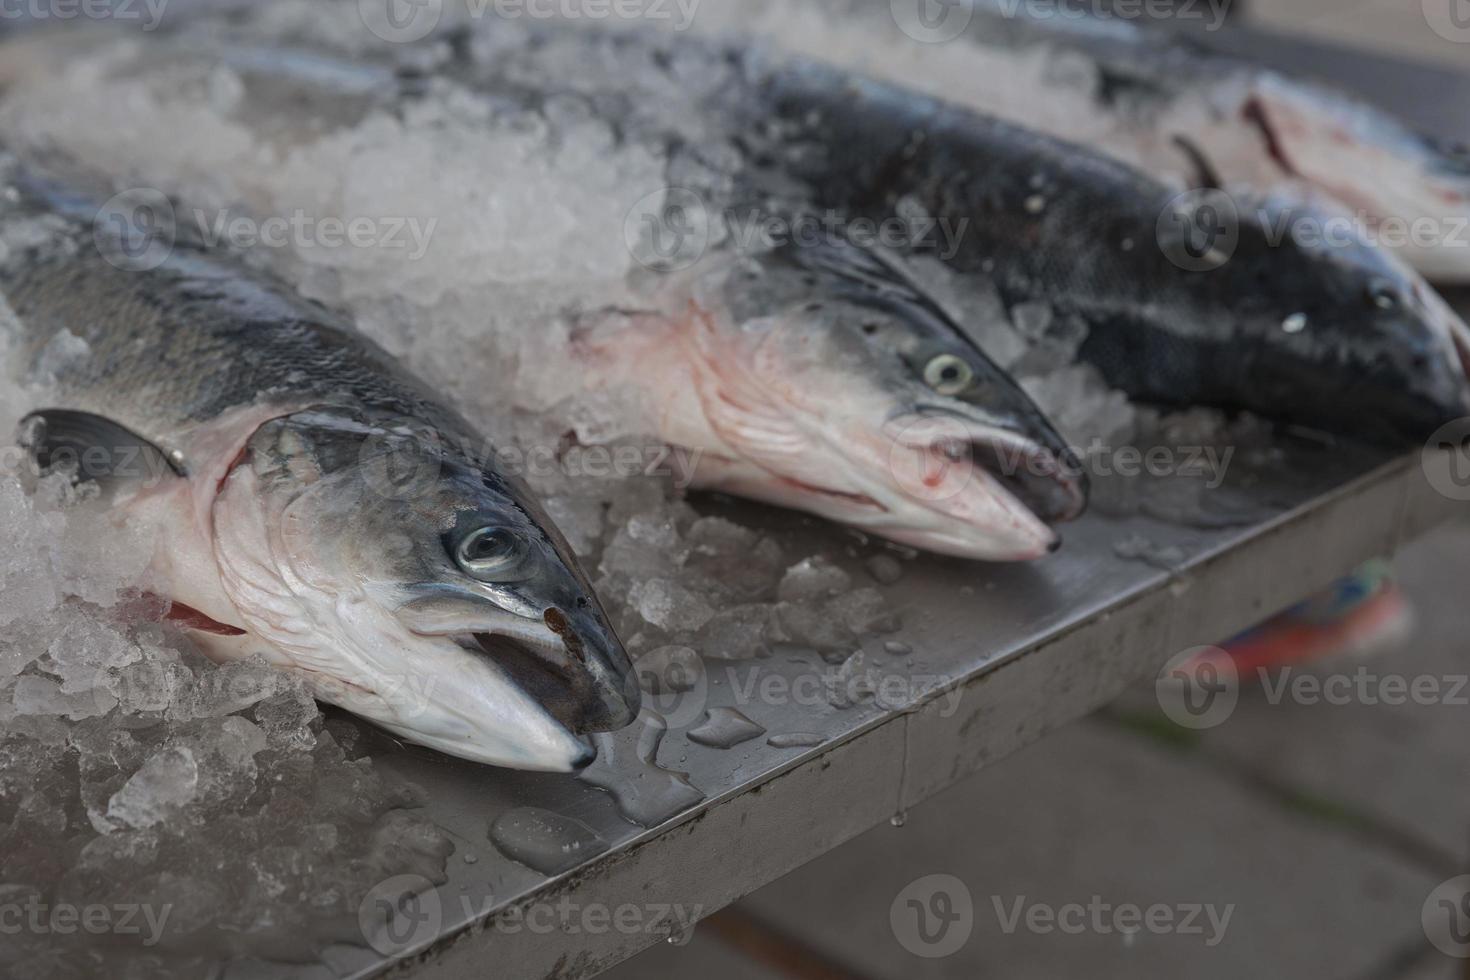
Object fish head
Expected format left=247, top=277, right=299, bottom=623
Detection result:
left=1221, top=189, right=1470, bottom=443
left=212, top=408, right=638, bottom=771
left=690, top=240, right=1086, bottom=560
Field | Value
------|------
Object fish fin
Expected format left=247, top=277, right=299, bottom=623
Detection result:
left=19, top=409, right=184, bottom=497
left=1171, top=134, right=1225, bottom=191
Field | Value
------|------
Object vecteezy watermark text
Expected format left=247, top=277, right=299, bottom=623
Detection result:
left=357, top=0, right=700, bottom=45
left=991, top=895, right=1234, bottom=946
left=192, top=207, right=438, bottom=262
left=0, top=0, right=169, bottom=30
left=0, top=893, right=173, bottom=947
left=91, top=191, right=439, bottom=272
left=624, top=188, right=970, bottom=272
left=1156, top=645, right=1470, bottom=731
left=1158, top=188, right=1470, bottom=273
left=889, top=0, right=1233, bottom=45
left=358, top=874, right=702, bottom=957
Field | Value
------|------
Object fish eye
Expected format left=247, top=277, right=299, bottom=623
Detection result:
left=454, top=527, right=528, bottom=582
left=1365, top=280, right=1400, bottom=311
left=923, top=353, right=975, bottom=396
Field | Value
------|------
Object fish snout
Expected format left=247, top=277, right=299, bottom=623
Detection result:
left=904, top=407, right=1089, bottom=524
left=397, top=591, right=640, bottom=748
left=541, top=605, right=641, bottom=733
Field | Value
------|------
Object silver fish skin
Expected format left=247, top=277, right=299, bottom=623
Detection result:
left=0, top=161, right=639, bottom=771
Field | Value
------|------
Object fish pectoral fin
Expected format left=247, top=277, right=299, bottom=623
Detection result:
left=19, top=409, right=184, bottom=498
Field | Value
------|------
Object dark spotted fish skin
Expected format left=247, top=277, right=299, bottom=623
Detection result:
left=725, top=56, right=1470, bottom=444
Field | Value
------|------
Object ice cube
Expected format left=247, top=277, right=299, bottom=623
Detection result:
left=777, top=557, right=852, bottom=603
left=106, top=746, right=200, bottom=830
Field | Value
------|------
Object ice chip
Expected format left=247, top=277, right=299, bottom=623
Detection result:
left=107, top=746, right=200, bottom=830
left=777, top=557, right=852, bottom=603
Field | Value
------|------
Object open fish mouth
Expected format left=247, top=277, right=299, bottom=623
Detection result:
left=447, top=627, right=619, bottom=736
left=411, top=608, right=639, bottom=738
left=906, top=409, right=1089, bottom=526
left=961, top=432, right=1088, bottom=525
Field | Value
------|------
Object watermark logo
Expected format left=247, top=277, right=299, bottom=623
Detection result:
left=0, top=0, right=171, bottom=31
left=1157, top=188, right=1238, bottom=272
left=94, top=188, right=176, bottom=273
left=891, top=0, right=974, bottom=44
left=624, top=186, right=714, bottom=272
left=885, top=414, right=976, bottom=505
left=992, top=895, right=1233, bottom=946
left=359, top=874, right=443, bottom=957
left=634, top=645, right=709, bottom=729
left=1422, top=876, right=1470, bottom=957
left=359, top=0, right=443, bottom=43
left=0, top=889, right=174, bottom=947
left=194, top=206, right=438, bottom=261
left=357, top=419, right=447, bottom=503
left=1155, top=646, right=1238, bottom=730
left=1424, top=0, right=1470, bottom=43
left=891, top=874, right=974, bottom=958
left=1423, top=417, right=1470, bottom=502
left=989, top=0, right=1233, bottom=31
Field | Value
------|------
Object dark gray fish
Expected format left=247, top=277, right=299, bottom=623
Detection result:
left=0, top=160, right=638, bottom=771
left=728, top=55, right=1470, bottom=444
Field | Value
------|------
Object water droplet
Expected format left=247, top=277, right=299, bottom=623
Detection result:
left=579, top=712, right=706, bottom=827
left=1120, top=237, right=1135, bottom=251
left=1282, top=313, right=1308, bottom=333
left=688, top=707, right=766, bottom=749
left=488, top=808, right=607, bottom=876
left=767, top=732, right=825, bottom=749
left=883, top=640, right=912, bottom=656
left=462, top=853, right=478, bottom=865
left=890, top=812, right=908, bottom=828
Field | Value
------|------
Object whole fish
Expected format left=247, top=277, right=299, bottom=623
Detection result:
left=0, top=160, right=639, bottom=771
left=690, top=0, right=1470, bottom=284
left=0, top=22, right=1090, bottom=561
left=726, top=54, right=1470, bottom=445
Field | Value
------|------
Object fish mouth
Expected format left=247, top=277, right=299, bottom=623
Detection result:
left=962, top=431, right=1088, bottom=525
left=912, top=408, right=1089, bottom=525
left=445, top=620, right=638, bottom=737
left=403, top=598, right=640, bottom=739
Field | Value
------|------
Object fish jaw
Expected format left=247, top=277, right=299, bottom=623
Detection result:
left=682, top=422, right=1064, bottom=562
left=350, top=632, right=597, bottom=772
left=873, top=412, right=1068, bottom=561
left=396, top=593, right=640, bottom=736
